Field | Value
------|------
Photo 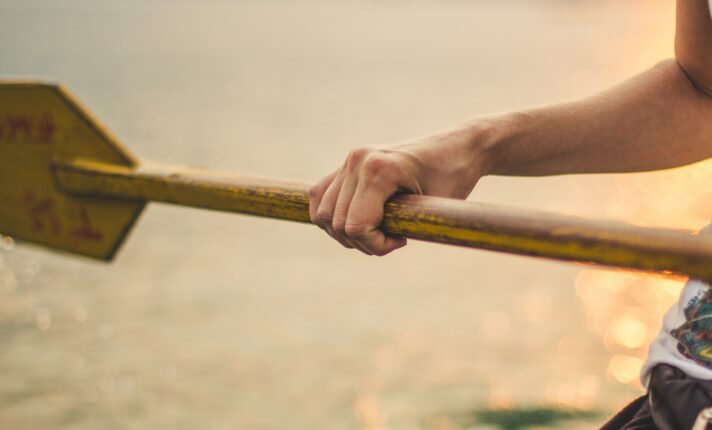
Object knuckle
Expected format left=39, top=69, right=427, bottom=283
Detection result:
left=316, top=207, right=333, bottom=224
left=362, top=154, right=399, bottom=178
left=332, top=218, right=346, bottom=235
left=345, top=147, right=370, bottom=167
left=344, top=222, right=368, bottom=238
left=308, top=184, right=320, bottom=199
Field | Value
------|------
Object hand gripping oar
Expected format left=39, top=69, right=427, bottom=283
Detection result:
left=1, top=81, right=711, bottom=280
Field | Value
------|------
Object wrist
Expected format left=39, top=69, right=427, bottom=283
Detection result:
left=460, top=112, right=524, bottom=178
left=456, top=114, right=511, bottom=178
left=418, top=118, right=504, bottom=197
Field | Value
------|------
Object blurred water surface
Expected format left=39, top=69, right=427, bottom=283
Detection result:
left=1, top=0, right=711, bottom=429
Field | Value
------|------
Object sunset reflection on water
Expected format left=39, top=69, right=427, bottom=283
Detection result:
left=576, top=271, right=683, bottom=386
left=572, top=145, right=712, bottom=392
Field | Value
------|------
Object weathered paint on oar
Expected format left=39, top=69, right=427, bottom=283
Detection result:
left=1, top=80, right=711, bottom=280
left=54, top=159, right=313, bottom=224
left=53, top=158, right=712, bottom=280
left=0, top=81, right=144, bottom=259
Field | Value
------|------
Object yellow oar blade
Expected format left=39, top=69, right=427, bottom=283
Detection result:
left=0, top=81, right=144, bottom=260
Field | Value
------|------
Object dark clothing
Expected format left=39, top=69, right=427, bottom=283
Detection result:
left=601, top=364, right=712, bottom=430
left=601, top=395, right=653, bottom=429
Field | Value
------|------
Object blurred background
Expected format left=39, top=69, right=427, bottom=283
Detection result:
left=1, top=0, right=711, bottom=429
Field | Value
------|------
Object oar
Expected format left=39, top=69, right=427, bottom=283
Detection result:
left=1, top=81, right=711, bottom=280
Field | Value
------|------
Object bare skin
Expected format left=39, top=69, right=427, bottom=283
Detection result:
left=309, top=0, right=712, bottom=256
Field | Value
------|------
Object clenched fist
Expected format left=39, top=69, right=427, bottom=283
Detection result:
left=308, top=125, right=492, bottom=255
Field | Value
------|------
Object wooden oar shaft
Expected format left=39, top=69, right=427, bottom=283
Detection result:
left=53, top=158, right=712, bottom=280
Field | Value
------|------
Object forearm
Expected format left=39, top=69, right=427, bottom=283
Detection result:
left=310, top=1, right=712, bottom=256
left=471, top=59, right=712, bottom=177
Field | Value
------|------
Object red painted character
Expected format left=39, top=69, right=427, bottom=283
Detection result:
left=72, top=205, right=103, bottom=242
left=23, top=191, right=61, bottom=234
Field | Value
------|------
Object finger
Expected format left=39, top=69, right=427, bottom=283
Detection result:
left=324, top=224, right=354, bottom=249
left=308, top=169, right=338, bottom=230
left=345, top=220, right=407, bottom=256
left=330, top=175, right=374, bottom=253
left=344, top=164, right=408, bottom=255
left=317, top=171, right=357, bottom=249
